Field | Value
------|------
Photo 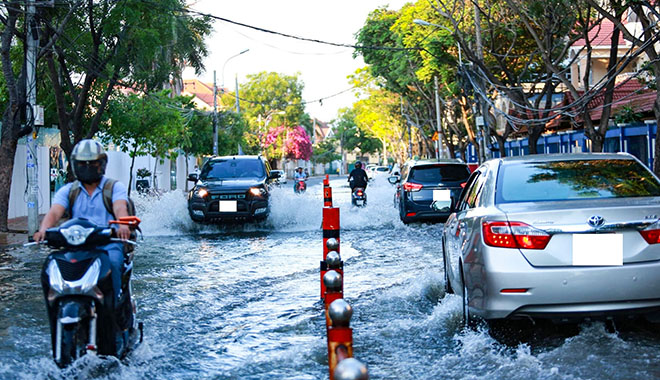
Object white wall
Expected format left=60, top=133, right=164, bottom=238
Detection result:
left=9, top=149, right=196, bottom=218
left=9, top=145, right=50, bottom=218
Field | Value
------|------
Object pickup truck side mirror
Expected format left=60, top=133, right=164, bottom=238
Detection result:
left=187, top=173, right=198, bottom=182
left=268, top=171, right=281, bottom=180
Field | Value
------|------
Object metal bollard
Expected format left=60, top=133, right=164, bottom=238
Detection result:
left=334, top=358, right=369, bottom=380
left=323, top=270, right=344, bottom=319
left=327, top=299, right=354, bottom=380
left=321, top=205, right=340, bottom=299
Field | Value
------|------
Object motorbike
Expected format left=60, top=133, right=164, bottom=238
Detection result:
left=35, top=217, right=143, bottom=368
left=294, top=178, right=307, bottom=194
left=351, top=187, right=367, bottom=207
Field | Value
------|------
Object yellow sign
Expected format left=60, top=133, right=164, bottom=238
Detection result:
left=431, top=131, right=439, bottom=141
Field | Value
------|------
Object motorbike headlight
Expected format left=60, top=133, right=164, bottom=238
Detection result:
left=249, top=187, right=266, bottom=197
left=194, top=188, right=209, bottom=198
left=60, top=225, right=95, bottom=246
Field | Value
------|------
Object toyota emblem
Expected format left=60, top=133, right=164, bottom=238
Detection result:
left=587, top=215, right=604, bottom=228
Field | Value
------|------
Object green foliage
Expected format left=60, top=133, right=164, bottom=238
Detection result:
left=136, top=168, right=152, bottom=179
left=332, top=108, right=382, bottom=155
left=312, top=139, right=341, bottom=164
left=613, top=105, right=643, bottom=125
left=104, top=90, right=185, bottom=159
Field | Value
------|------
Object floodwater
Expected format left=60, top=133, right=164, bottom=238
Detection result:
left=2, top=177, right=660, bottom=379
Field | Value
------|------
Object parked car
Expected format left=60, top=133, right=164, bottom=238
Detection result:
left=390, top=159, right=471, bottom=224
left=442, top=153, right=660, bottom=328
left=187, top=155, right=278, bottom=223
left=368, top=165, right=390, bottom=181
left=270, top=169, right=287, bottom=185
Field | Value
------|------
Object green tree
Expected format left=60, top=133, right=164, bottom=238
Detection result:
left=40, top=0, right=212, bottom=180
left=312, top=139, right=341, bottom=164
left=103, top=90, right=185, bottom=195
left=0, top=1, right=81, bottom=231
left=235, top=71, right=306, bottom=155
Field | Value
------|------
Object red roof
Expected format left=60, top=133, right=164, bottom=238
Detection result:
left=573, top=19, right=626, bottom=47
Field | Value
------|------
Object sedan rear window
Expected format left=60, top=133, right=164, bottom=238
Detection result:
left=201, top=159, right=265, bottom=179
left=497, top=159, right=660, bottom=203
left=410, top=164, right=471, bottom=183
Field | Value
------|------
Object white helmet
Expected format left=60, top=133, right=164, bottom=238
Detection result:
left=71, top=139, right=107, bottom=184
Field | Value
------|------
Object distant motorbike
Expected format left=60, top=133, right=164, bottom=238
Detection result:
left=294, top=178, right=307, bottom=194
left=36, top=217, right=143, bottom=368
left=351, top=187, right=367, bottom=207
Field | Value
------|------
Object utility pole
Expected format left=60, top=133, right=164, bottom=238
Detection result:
left=212, top=70, right=218, bottom=156
left=235, top=75, right=240, bottom=114
left=434, top=76, right=445, bottom=160
left=26, top=0, right=39, bottom=238
left=401, top=97, right=412, bottom=159
left=473, top=2, right=488, bottom=164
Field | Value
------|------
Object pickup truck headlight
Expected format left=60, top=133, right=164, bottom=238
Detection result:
left=249, top=187, right=266, bottom=197
left=194, top=188, right=209, bottom=198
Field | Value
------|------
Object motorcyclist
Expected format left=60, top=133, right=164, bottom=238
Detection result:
left=348, top=161, right=369, bottom=191
left=33, top=139, right=131, bottom=302
left=294, top=167, right=306, bottom=192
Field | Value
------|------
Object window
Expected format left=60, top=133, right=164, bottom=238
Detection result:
left=410, top=164, right=471, bottom=183
left=496, top=159, right=660, bottom=203
left=201, top=159, right=265, bottom=179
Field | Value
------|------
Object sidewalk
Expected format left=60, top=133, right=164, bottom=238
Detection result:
left=0, top=215, right=42, bottom=247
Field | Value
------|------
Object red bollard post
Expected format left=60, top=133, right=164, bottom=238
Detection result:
left=321, top=206, right=340, bottom=299
left=323, top=175, right=333, bottom=207
left=327, top=299, right=354, bottom=380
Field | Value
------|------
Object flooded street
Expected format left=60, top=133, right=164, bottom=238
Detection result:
left=3, top=177, right=660, bottom=379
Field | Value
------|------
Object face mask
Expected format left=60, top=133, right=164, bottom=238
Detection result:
left=74, top=161, right=103, bottom=184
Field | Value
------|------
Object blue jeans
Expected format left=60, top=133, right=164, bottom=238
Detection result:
left=99, top=242, right=124, bottom=301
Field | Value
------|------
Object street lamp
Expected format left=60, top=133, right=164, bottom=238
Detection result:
left=212, top=48, right=250, bottom=156
left=222, top=48, right=249, bottom=90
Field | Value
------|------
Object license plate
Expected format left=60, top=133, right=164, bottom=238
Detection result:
left=433, top=189, right=451, bottom=201
left=572, top=233, right=623, bottom=266
left=219, top=200, right=237, bottom=212
left=356, top=200, right=364, bottom=206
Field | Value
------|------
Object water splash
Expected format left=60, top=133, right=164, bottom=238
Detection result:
left=132, top=179, right=404, bottom=237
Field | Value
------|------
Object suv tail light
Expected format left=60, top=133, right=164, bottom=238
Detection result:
left=482, top=221, right=551, bottom=249
left=640, top=224, right=660, bottom=244
left=403, top=182, right=423, bottom=192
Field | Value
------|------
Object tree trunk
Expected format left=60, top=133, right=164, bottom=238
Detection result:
left=128, top=146, right=138, bottom=197
left=527, top=126, right=544, bottom=155
left=0, top=136, right=19, bottom=232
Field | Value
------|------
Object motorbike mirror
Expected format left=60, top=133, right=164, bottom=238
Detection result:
left=387, top=175, right=400, bottom=185
left=187, top=173, right=198, bottom=182
left=430, top=198, right=454, bottom=213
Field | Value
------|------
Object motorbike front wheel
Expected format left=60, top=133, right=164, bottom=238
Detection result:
left=57, top=321, right=89, bottom=368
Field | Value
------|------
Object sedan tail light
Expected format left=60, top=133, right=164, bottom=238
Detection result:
left=482, top=221, right=551, bottom=250
left=640, top=224, right=660, bottom=244
left=403, top=182, right=423, bottom=192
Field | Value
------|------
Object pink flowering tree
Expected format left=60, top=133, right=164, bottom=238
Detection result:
left=261, top=125, right=312, bottom=160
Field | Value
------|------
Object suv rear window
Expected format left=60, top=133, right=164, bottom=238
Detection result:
left=496, top=159, right=660, bottom=203
left=201, top=159, right=265, bottom=179
left=410, top=164, right=471, bottom=182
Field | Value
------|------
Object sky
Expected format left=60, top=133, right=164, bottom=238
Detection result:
left=183, top=0, right=411, bottom=123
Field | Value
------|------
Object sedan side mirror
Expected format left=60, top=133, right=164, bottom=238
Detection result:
left=187, top=173, right=198, bottom=182
left=387, top=175, right=400, bottom=185
left=431, top=197, right=454, bottom=213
